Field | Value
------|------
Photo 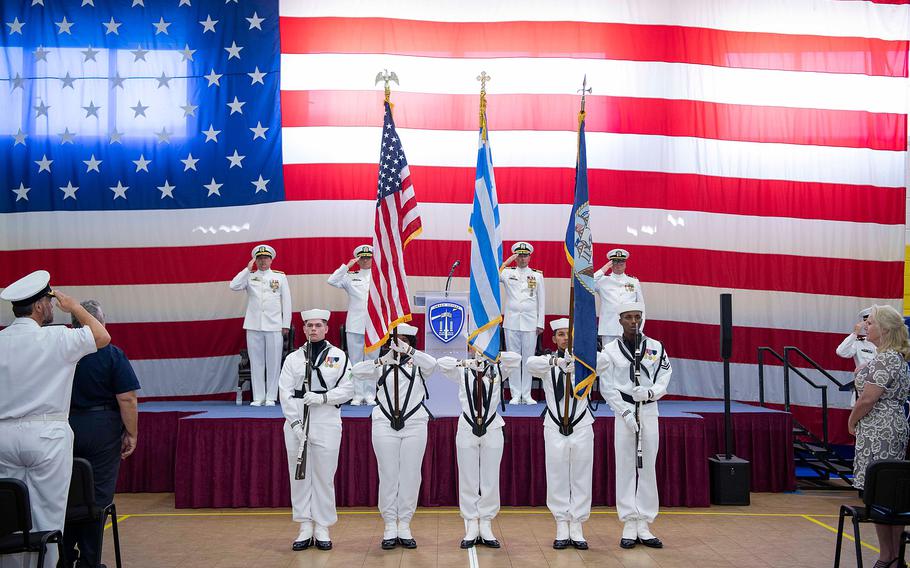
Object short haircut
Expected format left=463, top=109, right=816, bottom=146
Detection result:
left=72, top=300, right=104, bottom=328
left=12, top=301, right=35, bottom=318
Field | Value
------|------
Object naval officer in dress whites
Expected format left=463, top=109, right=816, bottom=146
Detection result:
left=351, top=325, right=437, bottom=550
left=594, top=248, right=644, bottom=347
left=500, top=241, right=546, bottom=404
left=836, top=307, right=877, bottom=373
left=230, top=244, right=292, bottom=406
left=327, top=244, right=377, bottom=405
left=437, top=350, right=521, bottom=549
left=0, top=270, right=110, bottom=568
left=527, top=318, right=594, bottom=551
left=597, top=302, right=671, bottom=550
left=279, top=309, right=354, bottom=552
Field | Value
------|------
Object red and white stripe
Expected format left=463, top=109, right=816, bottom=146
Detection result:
left=2, top=1, right=906, bottom=437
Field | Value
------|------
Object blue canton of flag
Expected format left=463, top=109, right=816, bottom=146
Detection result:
left=1, top=0, right=283, bottom=212
left=565, top=111, right=597, bottom=398
left=467, top=114, right=502, bottom=361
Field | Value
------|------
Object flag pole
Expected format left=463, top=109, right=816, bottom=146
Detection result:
left=375, top=69, right=402, bottom=421
left=475, top=71, right=492, bottom=426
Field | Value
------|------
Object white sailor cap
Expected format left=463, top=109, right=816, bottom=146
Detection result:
left=353, top=244, right=373, bottom=258
left=251, top=244, right=276, bottom=259
left=397, top=324, right=418, bottom=336
left=511, top=241, right=534, bottom=255
left=858, top=307, right=872, bottom=321
left=617, top=301, right=645, bottom=315
left=301, top=308, right=330, bottom=322
left=549, top=318, right=569, bottom=331
left=1, top=270, right=54, bottom=307
left=608, top=248, right=629, bottom=261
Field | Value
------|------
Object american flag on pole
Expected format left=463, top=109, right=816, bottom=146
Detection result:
left=364, top=100, right=422, bottom=352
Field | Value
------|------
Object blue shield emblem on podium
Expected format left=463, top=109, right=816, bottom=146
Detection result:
left=428, top=302, right=465, bottom=344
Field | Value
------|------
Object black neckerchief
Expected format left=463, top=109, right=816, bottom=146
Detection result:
left=307, top=340, right=327, bottom=365
left=622, top=335, right=636, bottom=354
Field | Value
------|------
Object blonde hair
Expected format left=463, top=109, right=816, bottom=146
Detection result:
left=870, top=304, right=910, bottom=361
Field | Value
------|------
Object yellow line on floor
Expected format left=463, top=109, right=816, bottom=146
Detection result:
left=801, top=515, right=880, bottom=553
left=104, top=514, right=131, bottom=531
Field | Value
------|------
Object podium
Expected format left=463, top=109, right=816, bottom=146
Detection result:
left=413, top=290, right=469, bottom=416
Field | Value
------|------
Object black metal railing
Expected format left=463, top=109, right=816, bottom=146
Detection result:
left=757, top=346, right=848, bottom=446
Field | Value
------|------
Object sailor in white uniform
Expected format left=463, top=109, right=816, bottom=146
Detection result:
left=527, top=318, right=594, bottom=551
left=279, top=308, right=353, bottom=552
left=594, top=248, right=644, bottom=347
left=351, top=325, right=436, bottom=550
left=500, top=241, right=545, bottom=404
left=597, top=302, right=671, bottom=550
left=437, top=350, right=521, bottom=549
left=0, top=270, right=110, bottom=568
left=230, top=244, right=292, bottom=406
left=327, top=244, right=377, bottom=405
left=836, top=307, right=877, bottom=372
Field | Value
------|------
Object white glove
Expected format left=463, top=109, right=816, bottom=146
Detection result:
left=390, top=338, right=415, bottom=356
left=630, top=386, right=651, bottom=402
left=556, top=356, right=575, bottom=374
left=377, top=350, right=397, bottom=366
left=464, top=358, right=484, bottom=372
left=301, top=392, right=324, bottom=406
left=621, top=410, right=639, bottom=432
left=291, top=422, right=305, bottom=443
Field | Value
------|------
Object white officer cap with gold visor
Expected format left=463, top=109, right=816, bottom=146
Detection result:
left=251, top=244, right=276, bottom=260
left=608, top=248, right=629, bottom=261
left=511, top=242, right=534, bottom=255
left=353, top=244, right=373, bottom=258
left=1, top=270, right=55, bottom=306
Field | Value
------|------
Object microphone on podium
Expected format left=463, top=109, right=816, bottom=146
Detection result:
left=445, top=260, right=460, bottom=294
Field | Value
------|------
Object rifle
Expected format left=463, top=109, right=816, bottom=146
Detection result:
left=633, top=325, right=643, bottom=469
left=295, top=341, right=313, bottom=480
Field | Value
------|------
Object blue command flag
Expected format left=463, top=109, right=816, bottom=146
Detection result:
left=565, top=112, right=597, bottom=398
left=467, top=115, right=503, bottom=360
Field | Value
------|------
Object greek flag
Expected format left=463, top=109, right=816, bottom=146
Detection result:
left=566, top=113, right=598, bottom=398
left=467, top=118, right=503, bottom=361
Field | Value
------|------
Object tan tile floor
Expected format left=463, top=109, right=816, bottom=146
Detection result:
left=97, top=491, right=889, bottom=567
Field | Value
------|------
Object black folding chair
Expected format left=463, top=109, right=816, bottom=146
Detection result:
left=834, top=460, right=910, bottom=568
left=65, top=458, right=122, bottom=568
left=0, top=478, right=66, bottom=567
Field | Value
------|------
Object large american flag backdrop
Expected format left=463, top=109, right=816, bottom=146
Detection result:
left=2, top=0, right=907, bottom=438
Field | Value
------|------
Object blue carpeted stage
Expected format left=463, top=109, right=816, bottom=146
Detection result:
left=117, top=399, right=793, bottom=509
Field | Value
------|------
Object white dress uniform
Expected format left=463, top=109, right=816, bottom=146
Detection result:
left=596, top=330, right=672, bottom=545
left=593, top=270, right=644, bottom=345
left=351, top=329, right=436, bottom=546
left=327, top=245, right=377, bottom=405
left=230, top=245, right=292, bottom=405
left=0, top=272, right=98, bottom=568
left=437, top=352, right=521, bottom=547
left=279, top=323, right=353, bottom=548
left=836, top=334, right=877, bottom=371
left=527, top=345, right=594, bottom=548
left=500, top=246, right=545, bottom=404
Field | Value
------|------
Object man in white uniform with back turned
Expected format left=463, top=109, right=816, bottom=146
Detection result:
left=230, top=244, right=292, bottom=406
left=500, top=241, right=545, bottom=404
left=327, top=244, right=376, bottom=405
left=0, top=270, right=110, bottom=568
left=594, top=248, right=644, bottom=347
left=279, top=309, right=353, bottom=552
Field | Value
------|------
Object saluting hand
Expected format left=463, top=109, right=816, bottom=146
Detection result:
left=346, top=258, right=358, bottom=269
left=53, top=290, right=79, bottom=313
left=505, top=253, right=519, bottom=265
left=248, top=259, right=257, bottom=272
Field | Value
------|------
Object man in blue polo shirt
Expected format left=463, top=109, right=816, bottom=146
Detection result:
left=64, top=300, right=140, bottom=568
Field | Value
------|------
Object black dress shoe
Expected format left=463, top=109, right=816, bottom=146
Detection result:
left=619, top=538, right=637, bottom=549
left=571, top=539, right=589, bottom=550
left=638, top=537, right=663, bottom=549
left=553, top=539, right=570, bottom=550
left=292, top=538, right=313, bottom=551
left=381, top=538, right=398, bottom=550
left=460, top=538, right=476, bottom=549
left=398, top=538, right=417, bottom=549
left=480, top=538, right=501, bottom=549
left=314, top=539, right=332, bottom=551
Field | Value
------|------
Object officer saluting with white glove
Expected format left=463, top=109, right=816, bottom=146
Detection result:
left=230, top=244, right=292, bottom=406
left=279, top=309, right=353, bottom=552
left=594, top=248, right=644, bottom=347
